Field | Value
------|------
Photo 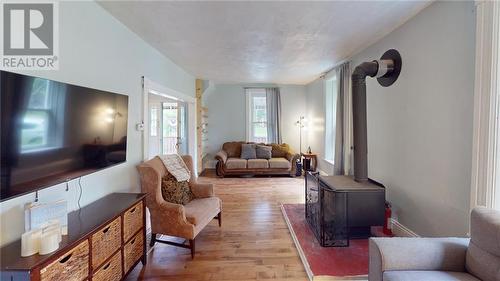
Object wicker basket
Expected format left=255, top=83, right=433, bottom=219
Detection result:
left=124, top=231, right=144, bottom=274
left=92, top=251, right=122, bottom=281
left=123, top=201, right=143, bottom=242
left=40, top=240, right=89, bottom=281
left=91, top=217, right=121, bottom=269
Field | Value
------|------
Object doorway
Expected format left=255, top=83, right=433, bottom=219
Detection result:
left=142, top=77, right=196, bottom=166
left=148, top=95, right=188, bottom=158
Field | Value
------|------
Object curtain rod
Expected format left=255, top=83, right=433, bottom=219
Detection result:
left=243, top=86, right=278, bottom=89
left=320, top=59, right=350, bottom=79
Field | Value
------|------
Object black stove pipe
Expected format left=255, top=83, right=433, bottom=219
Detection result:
left=352, top=62, right=378, bottom=182
left=351, top=49, right=402, bottom=183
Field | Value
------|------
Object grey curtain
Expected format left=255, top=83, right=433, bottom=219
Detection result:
left=266, top=87, right=282, bottom=144
left=333, top=62, right=350, bottom=175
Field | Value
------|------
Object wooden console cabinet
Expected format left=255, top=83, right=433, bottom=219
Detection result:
left=0, top=193, right=147, bottom=281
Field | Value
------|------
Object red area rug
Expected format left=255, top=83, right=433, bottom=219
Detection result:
left=281, top=204, right=371, bottom=281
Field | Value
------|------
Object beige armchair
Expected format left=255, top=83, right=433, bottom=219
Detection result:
left=137, top=155, right=222, bottom=258
left=369, top=207, right=500, bottom=281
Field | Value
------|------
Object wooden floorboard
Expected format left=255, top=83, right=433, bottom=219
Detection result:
left=126, top=171, right=307, bottom=281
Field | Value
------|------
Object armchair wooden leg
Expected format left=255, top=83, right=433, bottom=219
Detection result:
left=150, top=233, right=157, bottom=247
left=189, top=239, right=195, bottom=259
left=217, top=212, right=222, bottom=227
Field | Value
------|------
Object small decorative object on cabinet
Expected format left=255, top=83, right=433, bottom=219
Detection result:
left=0, top=193, right=147, bottom=281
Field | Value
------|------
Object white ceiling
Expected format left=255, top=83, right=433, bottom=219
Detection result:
left=99, top=1, right=431, bottom=85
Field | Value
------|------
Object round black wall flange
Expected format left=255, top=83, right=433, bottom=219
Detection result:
left=377, top=49, right=402, bottom=87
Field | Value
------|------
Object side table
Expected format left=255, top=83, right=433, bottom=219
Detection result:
left=301, top=153, right=317, bottom=171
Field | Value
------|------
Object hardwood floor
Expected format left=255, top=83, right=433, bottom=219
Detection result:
left=126, top=171, right=307, bottom=281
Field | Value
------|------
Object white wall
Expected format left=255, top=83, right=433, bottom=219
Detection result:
left=305, top=1, right=476, bottom=236
left=205, top=84, right=306, bottom=164
left=0, top=1, right=195, bottom=246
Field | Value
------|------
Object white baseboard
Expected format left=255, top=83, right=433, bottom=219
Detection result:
left=390, top=218, right=419, bottom=237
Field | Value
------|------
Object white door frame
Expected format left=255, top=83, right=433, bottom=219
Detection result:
left=470, top=0, right=500, bottom=210
left=142, top=77, right=197, bottom=171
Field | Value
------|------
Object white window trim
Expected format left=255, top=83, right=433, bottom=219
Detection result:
left=245, top=88, right=267, bottom=142
left=470, top=0, right=500, bottom=210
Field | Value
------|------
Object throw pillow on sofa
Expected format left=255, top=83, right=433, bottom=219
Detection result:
left=241, top=143, right=257, bottom=159
left=271, top=143, right=290, bottom=157
left=161, top=172, right=194, bottom=205
left=256, top=145, right=272, bottom=159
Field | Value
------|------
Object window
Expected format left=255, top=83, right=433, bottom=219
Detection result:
left=324, top=75, right=337, bottom=163
left=246, top=88, right=268, bottom=143
left=21, top=78, right=66, bottom=153
left=150, top=106, right=158, bottom=137
left=162, top=102, right=178, bottom=154
left=21, top=79, right=52, bottom=152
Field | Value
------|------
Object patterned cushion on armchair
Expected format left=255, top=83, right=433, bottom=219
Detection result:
left=161, top=172, right=195, bottom=205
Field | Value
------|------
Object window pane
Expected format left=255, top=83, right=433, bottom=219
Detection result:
left=162, top=103, right=177, bottom=138
left=150, top=107, right=158, bottom=137
left=28, top=78, right=50, bottom=109
left=21, top=110, right=49, bottom=151
left=246, top=88, right=268, bottom=143
left=253, top=122, right=267, bottom=143
left=253, top=96, right=267, bottom=122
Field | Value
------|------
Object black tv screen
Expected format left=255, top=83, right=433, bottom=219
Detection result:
left=1, top=71, right=128, bottom=201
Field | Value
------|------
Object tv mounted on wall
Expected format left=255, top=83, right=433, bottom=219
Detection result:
left=1, top=71, right=129, bottom=202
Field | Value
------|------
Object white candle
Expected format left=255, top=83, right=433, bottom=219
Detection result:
left=39, top=229, right=60, bottom=255
left=21, top=229, right=41, bottom=257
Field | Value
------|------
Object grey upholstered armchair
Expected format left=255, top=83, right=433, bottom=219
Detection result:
left=369, top=207, right=500, bottom=281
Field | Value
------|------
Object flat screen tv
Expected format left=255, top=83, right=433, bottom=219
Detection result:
left=1, top=71, right=128, bottom=201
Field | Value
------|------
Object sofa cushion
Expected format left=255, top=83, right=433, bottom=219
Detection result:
left=241, top=143, right=257, bottom=159
left=383, top=271, right=480, bottom=281
left=161, top=172, right=194, bottom=205
left=248, top=159, right=269, bottom=169
left=270, top=143, right=290, bottom=158
left=184, top=197, right=221, bottom=226
left=222, top=141, right=245, bottom=158
left=256, top=145, right=272, bottom=159
left=269, top=157, right=291, bottom=169
left=226, top=158, right=247, bottom=169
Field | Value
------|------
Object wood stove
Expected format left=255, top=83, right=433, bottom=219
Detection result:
left=305, top=171, right=385, bottom=247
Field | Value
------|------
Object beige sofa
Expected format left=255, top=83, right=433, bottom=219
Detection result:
left=214, top=141, right=300, bottom=177
left=136, top=155, right=221, bottom=258
left=369, top=207, right=500, bottom=281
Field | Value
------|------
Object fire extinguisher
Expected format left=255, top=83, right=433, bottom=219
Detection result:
left=383, top=202, right=393, bottom=236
